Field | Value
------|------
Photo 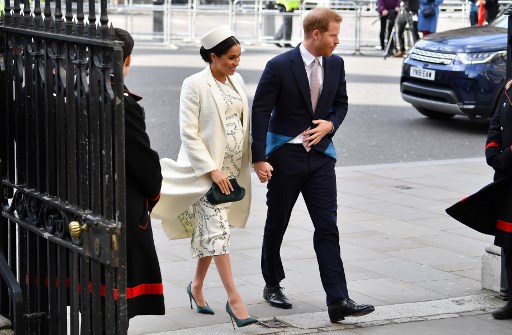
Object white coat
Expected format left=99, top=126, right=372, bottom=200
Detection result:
left=152, top=66, right=252, bottom=239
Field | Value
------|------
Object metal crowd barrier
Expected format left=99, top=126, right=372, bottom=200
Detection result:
left=232, top=0, right=260, bottom=44
left=106, top=0, right=484, bottom=51
left=299, top=0, right=359, bottom=53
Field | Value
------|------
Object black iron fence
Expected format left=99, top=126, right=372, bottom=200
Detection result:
left=0, top=0, right=128, bottom=334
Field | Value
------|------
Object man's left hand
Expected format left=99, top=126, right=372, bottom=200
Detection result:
left=303, top=119, right=333, bottom=148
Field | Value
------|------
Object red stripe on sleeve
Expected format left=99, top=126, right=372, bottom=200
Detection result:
left=485, top=142, right=501, bottom=150
left=496, top=219, right=512, bottom=233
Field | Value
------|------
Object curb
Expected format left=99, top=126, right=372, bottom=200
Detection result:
left=147, top=293, right=504, bottom=335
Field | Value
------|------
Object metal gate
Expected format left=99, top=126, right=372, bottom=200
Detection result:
left=0, top=0, right=128, bottom=334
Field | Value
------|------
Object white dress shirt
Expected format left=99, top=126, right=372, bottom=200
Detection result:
left=288, top=44, right=324, bottom=144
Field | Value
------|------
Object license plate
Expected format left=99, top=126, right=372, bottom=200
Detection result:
left=410, top=67, right=435, bottom=81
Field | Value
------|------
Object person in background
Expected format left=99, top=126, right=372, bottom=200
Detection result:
left=274, top=0, right=301, bottom=48
left=477, top=0, right=486, bottom=25
left=152, top=25, right=257, bottom=329
left=417, top=0, right=443, bottom=37
left=252, top=7, right=375, bottom=323
left=469, top=0, right=478, bottom=26
left=393, top=0, right=420, bottom=57
left=377, top=0, right=400, bottom=51
left=114, top=28, right=165, bottom=320
left=485, top=0, right=500, bottom=23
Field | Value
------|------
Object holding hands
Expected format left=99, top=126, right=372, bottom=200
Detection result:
left=254, top=161, right=273, bottom=183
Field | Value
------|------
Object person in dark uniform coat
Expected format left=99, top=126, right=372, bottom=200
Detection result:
left=483, top=79, right=512, bottom=319
left=252, top=7, right=374, bottom=323
left=114, top=28, right=165, bottom=319
left=447, top=79, right=512, bottom=320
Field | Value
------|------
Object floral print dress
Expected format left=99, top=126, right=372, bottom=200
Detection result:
left=178, top=78, right=244, bottom=259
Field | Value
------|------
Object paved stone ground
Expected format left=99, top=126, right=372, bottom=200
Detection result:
left=1, top=159, right=510, bottom=334
left=128, top=158, right=512, bottom=335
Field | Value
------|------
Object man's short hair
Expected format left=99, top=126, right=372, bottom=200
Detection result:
left=303, top=8, right=342, bottom=38
left=114, top=28, right=134, bottom=61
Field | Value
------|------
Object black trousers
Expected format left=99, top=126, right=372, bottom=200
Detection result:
left=261, top=144, right=349, bottom=305
left=379, top=11, right=397, bottom=50
left=501, top=249, right=509, bottom=295
left=503, top=248, right=512, bottom=298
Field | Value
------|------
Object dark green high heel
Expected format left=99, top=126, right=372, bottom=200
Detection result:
left=225, top=302, right=258, bottom=329
left=186, top=282, right=214, bottom=315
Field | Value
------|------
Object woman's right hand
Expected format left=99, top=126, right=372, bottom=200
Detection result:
left=210, top=170, right=233, bottom=195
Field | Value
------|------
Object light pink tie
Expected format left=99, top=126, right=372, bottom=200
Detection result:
left=310, top=58, right=320, bottom=113
left=304, top=58, right=320, bottom=152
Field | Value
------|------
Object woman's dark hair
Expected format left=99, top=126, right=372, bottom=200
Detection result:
left=200, top=36, right=240, bottom=63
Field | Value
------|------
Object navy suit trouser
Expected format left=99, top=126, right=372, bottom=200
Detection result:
left=261, top=144, right=349, bottom=305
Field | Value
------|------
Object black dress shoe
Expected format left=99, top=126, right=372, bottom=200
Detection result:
left=497, top=289, right=509, bottom=301
left=328, top=298, right=375, bottom=323
left=283, top=43, right=293, bottom=48
left=274, top=42, right=282, bottom=48
left=492, top=301, right=512, bottom=319
left=263, top=285, right=292, bottom=309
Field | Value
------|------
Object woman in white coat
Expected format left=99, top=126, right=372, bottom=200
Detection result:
left=152, top=26, right=257, bottom=328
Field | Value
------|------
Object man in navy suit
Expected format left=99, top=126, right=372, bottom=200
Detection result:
left=252, top=7, right=375, bottom=323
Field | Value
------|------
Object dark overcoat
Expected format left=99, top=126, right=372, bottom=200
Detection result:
left=124, top=86, right=165, bottom=319
left=485, top=0, right=500, bottom=23
left=446, top=81, right=512, bottom=249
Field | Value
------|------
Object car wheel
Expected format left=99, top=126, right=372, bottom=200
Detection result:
left=416, top=107, right=455, bottom=120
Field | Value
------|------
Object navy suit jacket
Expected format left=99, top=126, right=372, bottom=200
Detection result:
left=251, top=45, right=348, bottom=163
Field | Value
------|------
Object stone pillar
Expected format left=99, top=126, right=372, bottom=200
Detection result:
left=482, top=245, right=502, bottom=292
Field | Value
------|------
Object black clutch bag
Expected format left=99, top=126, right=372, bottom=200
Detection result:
left=206, top=178, right=246, bottom=205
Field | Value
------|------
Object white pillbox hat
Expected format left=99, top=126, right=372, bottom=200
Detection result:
left=200, top=25, right=235, bottom=50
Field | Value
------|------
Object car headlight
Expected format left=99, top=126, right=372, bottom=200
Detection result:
left=456, top=50, right=506, bottom=64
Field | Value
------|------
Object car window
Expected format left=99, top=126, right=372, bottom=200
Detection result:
left=492, top=14, right=508, bottom=28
